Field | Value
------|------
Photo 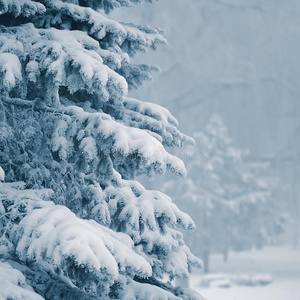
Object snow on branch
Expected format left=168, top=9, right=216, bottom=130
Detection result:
left=1, top=181, right=152, bottom=294
left=66, top=0, right=155, bottom=14
left=0, top=0, right=45, bottom=17
left=14, top=205, right=152, bottom=279
left=0, top=261, right=44, bottom=300
left=1, top=96, right=187, bottom=177
left=0, top=23, right=128, bottom=103
left=122, top=97, right=194, bottom=146
left=102, top=174, right=201, bottom=279
left=0, top=166, right=5, bottom=181
left=0, top=53, right=22, bottom=91
left=106, top=175, right=195, bottom=238
left=64, top=105, right=187, bottom=176
left=33, top=1, right=166, bottom=56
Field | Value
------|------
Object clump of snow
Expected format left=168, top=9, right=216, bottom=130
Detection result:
left=0, top=261, right=44, bottom=300
left=0, top=53, right=22, bottom=90
left=14, top=204, right=152, bottom=281
left=0, top=166, right=4, bottom=181
left=0, top=0, right=45, bottom=17
left=123, top=97, right=194, bottom=147
left=55, top=105, right=187, bottom=177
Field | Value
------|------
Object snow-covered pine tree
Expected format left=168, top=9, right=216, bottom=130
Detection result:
left=164, top=114, right=285, bottom=273
left=0, top=1, right=203, bottom=299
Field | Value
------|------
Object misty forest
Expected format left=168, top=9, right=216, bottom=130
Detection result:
left=0, top=0, right=299, bottom=300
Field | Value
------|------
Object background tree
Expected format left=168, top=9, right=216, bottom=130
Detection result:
left=164, top=114, right=286, bottom=273
left=0, top=1, right=203, bottom=299
left=117, top=0, right=300, bottom=249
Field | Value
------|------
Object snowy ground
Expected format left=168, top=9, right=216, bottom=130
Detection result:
left=190, top=246, right=300, bottom=300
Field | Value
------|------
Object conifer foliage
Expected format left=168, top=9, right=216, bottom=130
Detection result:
left=0, top=1, right=202, bottom=299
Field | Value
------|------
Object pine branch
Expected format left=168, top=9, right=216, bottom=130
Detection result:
left=1, top=97, right=60, bottom=113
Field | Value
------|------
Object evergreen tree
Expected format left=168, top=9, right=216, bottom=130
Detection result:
left=164, top=114, right=285, bottom=273
left=0, top=1, right=203, bottom=299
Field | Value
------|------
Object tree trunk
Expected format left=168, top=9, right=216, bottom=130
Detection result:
left=203, top=250, right=210, bottom=273
left=294, top=218, right=299, bottom=249
left=223, top=248, right=229, bottom=262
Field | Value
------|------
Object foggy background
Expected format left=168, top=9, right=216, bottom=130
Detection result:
left=112, top=1, right=300, bottom=298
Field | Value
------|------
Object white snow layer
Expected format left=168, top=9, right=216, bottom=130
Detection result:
left=0, top=53, right=22, bottom=90
left=0, top=166, right=4, bottom=181
left=0, top=261, right=44, bottom=300
left=14, top=204, right=152, bottom=280
left=0, top=0, right=45, bottom=17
